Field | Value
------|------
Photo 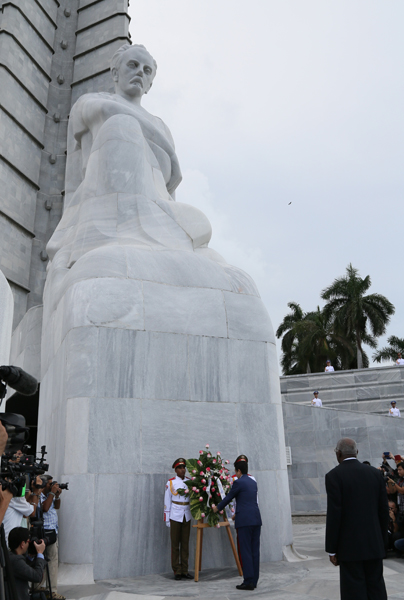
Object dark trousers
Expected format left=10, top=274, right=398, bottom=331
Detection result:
left=339, top=559, right=387, bottom=600
left=237, top=525, right=261, bottom=587
left=170, top=517, right=191, bottom=575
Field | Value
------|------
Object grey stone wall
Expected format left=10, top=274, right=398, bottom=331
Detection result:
left=0, top=0, right=130, bottom=328
left=283, top=402, right=404, bottom=513
left=281, top=365, right=404, bottom=415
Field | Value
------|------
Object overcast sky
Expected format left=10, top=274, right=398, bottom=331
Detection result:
left=128, top=1, right=404, bottom=371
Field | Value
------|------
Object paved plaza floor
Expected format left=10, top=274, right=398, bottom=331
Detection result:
left=60, top=522, right=404, bottom=600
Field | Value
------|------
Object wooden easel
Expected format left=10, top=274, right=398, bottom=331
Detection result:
left=193, top=513, right=243, bottom=582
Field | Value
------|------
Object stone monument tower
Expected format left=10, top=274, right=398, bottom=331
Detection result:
left=38, top=43, right=293, bottom=581
left=0, top=0, right=131, bottom=329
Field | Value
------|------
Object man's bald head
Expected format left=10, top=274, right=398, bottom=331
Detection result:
left=335, top=438, right=357, bottom=463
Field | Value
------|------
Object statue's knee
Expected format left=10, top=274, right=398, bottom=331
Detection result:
left=96, top=114, right=143, bottom=146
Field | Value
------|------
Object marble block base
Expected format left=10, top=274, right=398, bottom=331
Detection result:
left=39, top=246, right=292, bottom=579
left=0, top=269, right=13, bottom=365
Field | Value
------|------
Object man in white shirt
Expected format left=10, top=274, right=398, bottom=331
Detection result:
left=164, top=458, right=192, bottom=580
left=389, top=401, right=401, bottom=417
left=325, top=360, right=335, bottom=372
left=3, top=476, right=42, bottom=544
left=396, top=353, right=404, bottom=366
left=311, top=391, right=323, bottom=407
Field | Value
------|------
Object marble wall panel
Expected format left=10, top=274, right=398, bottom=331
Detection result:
left=76, top=16, right=129, bottom=56
left=188, top=336, right=230, bottom=403
left=88, top=398, right=142, bottom=473
left=58, top=474, right=95, bottom=565
left=228, top=339, right=271, bottom=404
left=2, top=5, right=53, bottom=73
left=357, top=386, right=380, bottom=400
left=65, top=327, right=99, bottom=400
left=95, top=329, right=190, bottom=402
left=143, top=282, right=227, bottom=338
left=64, top=398, right=90, bottom=474
left=236, top=403, right=282, bottom=471
left=285, top=377, right=310, bottom=390
left=0, top=111, right=42, bottom=185
left=267, top=343, right=283, bottom=405
left=223, top=292, right=275, bottom=343
left=290, top=463, right=318, bottom=479
left=255, top=470, right=283, bottom=562
left=141, top=400, right=238, bottom=473
left=354, top=371, right=380, bottom=383
left=78, top=0, right=128, bottom=29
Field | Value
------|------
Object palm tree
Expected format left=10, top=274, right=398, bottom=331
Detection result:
left=276, top=304, right=357, bottom=375
left=276, top=302, right=309, bottom=374
left=373, top=336, right=404, bottom=363
left=295, top=307, right=356, bottom=373
left=321, top=264, right=395, bottom=369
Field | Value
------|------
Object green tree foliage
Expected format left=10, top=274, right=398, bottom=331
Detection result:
left=277, top=264, right=395, bottom=374
left=373, top=336, right=404, bottom=363
left=321, top=264, right=395, bottom=369
left=276, top=304, right=357, bottom=375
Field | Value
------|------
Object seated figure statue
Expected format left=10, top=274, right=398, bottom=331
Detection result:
left=44, top=43, right=259, bottom=317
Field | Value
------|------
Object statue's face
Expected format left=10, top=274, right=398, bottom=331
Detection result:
left=114, top=46, right=156, bottom=99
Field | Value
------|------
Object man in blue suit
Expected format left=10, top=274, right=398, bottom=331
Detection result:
left=212, top=459, right=262, bottom=590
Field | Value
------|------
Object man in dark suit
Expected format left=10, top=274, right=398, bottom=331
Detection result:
left=326, top=438, right=389, bottom=600
left=212, top=458, right=262, bottom=591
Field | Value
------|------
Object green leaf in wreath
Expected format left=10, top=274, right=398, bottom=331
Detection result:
left=186, top=458, right=199, bottom=473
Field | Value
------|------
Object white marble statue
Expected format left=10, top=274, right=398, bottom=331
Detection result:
left=45, top=44, right=229, bottom=313
left=40, top=43, right=292, bottom=581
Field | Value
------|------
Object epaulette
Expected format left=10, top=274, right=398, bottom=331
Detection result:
left=169, top=477, right=175, bottom=481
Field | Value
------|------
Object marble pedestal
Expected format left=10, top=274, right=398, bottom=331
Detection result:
left=38, top=245, right=292, bottom=581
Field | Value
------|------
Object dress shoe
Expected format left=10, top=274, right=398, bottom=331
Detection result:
left=236, top=583, right=254, bottom=590
left=181, top=573, right=193, bottom=579
left=174, top=574, right=182, bottom=580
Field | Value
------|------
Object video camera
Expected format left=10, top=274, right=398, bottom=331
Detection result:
left=0, top=445, right=49, bottom=497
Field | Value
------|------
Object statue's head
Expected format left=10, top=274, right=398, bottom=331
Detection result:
left=111, top=44, right=157, bottom=100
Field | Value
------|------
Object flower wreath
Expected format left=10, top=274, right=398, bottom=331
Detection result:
left=177, top=444, right=233, bottom=527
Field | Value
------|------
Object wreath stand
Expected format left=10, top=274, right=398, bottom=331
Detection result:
left=193, top=513, right=243, bottom=582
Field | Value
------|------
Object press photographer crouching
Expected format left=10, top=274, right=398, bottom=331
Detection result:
left=8, top=527, right=46, bottom=600
left=35, top=476, right=66, bottom=600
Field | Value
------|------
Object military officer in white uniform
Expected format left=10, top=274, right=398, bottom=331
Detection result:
left=164, top=458, right=192, bottom=580
left=389, top=400, right=401, bottom=417
left=311, top=391, right=323, bottom=407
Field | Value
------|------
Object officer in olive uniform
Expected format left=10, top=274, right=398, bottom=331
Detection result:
left=164, top=458, right=193, bottom=580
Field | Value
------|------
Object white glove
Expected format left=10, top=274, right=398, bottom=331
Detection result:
left=166, top=520, right=170, bottom=528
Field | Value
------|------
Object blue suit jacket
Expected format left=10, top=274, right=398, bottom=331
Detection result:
left=217, top=474, right=262, bottom=528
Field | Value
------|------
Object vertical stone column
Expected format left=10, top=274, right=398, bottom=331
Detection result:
left=0, top=270, right=13, bottom=365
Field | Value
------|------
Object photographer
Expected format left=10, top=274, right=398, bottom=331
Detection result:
left=3, top=476, right=43, bottom=544
left=8, top=526, right=46, bottom=600
left=39, top=476, right=64, bottom=600
left=387, top=462, right=404, bottom=517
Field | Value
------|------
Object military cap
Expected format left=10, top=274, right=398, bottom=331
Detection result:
left=172, top=458, right=186, bottom=469
left=235, top=454, right=248, bottom=463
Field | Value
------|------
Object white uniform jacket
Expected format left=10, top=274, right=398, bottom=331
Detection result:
left=164, top=476, right=191, bottom=524
left=389, top=407, right=401, bottom=417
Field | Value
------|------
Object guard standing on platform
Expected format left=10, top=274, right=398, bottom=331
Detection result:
left=164, top=458, right=193, bottom=580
